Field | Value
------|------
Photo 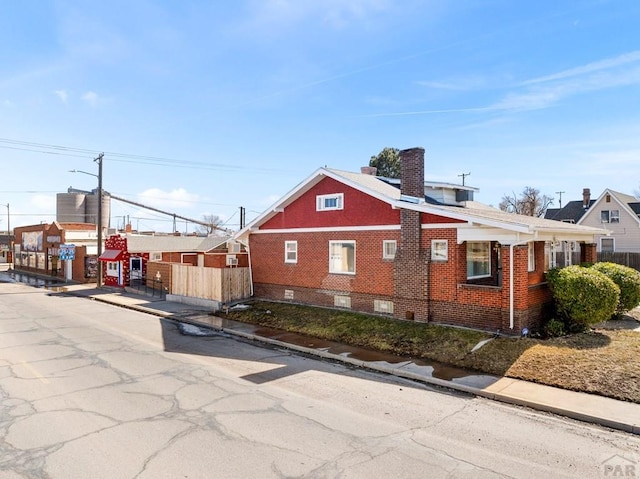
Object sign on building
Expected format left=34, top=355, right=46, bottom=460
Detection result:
left=59, top=244, right=76, bottom=261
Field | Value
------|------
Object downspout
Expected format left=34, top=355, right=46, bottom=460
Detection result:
left=509, top=238, right=531, bottom=331
left=236, top=238, right=253, bottom=296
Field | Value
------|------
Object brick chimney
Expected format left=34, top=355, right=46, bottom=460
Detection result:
left=360, top=166, right=378, bottom=176
left=583, top=188, right=591, bottom=208
left=394, top=147, right=428, bottom=322
left=399, top=147, right=425, bottom=198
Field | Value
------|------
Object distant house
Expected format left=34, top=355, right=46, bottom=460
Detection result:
left=546, top=188, right=640, bottom=253
left=578, top=189, right=640, bottom=253
left=98, top=233, right=234, bottom=288
left=235, top=147, right=607, bottom=334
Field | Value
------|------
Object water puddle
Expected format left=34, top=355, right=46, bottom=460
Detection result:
left=0, top=271, right=67, bottom=289
left=245, top=324, right=494, bottom=384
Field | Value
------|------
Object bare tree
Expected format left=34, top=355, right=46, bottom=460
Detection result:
left=499, top=186, right=554, bottom=217
left=197, top=214, right=223, bottom=235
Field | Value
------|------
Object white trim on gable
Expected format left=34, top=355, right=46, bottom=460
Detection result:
left=251, top=225, right=401, bottom=234
left=234, top=166, right=609, bottom=243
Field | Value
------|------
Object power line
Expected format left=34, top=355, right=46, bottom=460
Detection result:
left=0, top=137, right=296, bottom=174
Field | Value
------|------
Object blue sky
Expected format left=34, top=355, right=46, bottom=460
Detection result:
left=2, top=0, right=640, bottom=233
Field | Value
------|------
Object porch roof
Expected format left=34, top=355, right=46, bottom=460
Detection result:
left=98, top=249, right=125, bottom=261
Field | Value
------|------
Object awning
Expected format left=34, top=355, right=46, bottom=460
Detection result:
left=98, top=249, right=125, bottom=261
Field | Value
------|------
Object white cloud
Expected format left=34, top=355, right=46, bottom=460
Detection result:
left=55, top=89, right=68, bottom=103
left=416, top=76, right=487, bottom=91
left=522, top=50, right=640, bottom=86
left=30, top=194, right=56, bottom=211
left=81, top=91, right=99, bottom=107
left=137, top=188, right=200, bottom=210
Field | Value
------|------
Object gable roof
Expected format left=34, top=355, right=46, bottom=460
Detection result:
left=544, top=199, right=596, bottom=223
left=236, top=167, right=608, bottom=243
left=577, top=188, right=640, bottom=228
left=125, top=234, right=231, bottom=253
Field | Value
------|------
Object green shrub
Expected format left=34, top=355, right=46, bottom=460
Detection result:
left=547, top=265, right=620, bottom=329
left=543, top=318, right=565, bottom=337
left=590, top=262, right=640, bottom=314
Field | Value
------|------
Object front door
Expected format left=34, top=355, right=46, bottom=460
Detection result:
left=130, top=257, right=142, bottom=280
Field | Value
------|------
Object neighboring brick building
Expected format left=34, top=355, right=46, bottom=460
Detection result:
left=13, top=221, right=99, bottom=282
left=235, top=147, right=607, bottom=334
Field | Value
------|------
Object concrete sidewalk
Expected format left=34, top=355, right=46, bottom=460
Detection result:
left=61, top=284, right=640, bottom=436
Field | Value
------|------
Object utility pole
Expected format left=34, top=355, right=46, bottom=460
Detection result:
left=458, top=172, right=471, bottom=186
left=556, top=191, right=565, bottom=208
left=95, top=153, right=104, bottom=287
left=240, top=206, right=245, bottom=229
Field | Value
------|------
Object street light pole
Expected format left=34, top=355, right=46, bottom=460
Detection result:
left=69, top=154, right=104, bottom=287
left=95, top=153, right=104, bottom=288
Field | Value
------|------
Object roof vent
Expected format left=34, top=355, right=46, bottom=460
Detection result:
left=399, top=194, right=425, bottom=204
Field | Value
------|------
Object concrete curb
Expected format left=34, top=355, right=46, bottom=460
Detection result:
left=81, top=293, right=640, bottom=436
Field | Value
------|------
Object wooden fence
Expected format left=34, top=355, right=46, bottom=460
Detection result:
left=170, top=264, right=252, bottom=303
left=551, top=252, right=640, bottom=271
left=597, top=252, right=640, bottom=271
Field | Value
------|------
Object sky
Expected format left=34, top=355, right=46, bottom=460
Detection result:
left=2, top=0, right=640, bottom=233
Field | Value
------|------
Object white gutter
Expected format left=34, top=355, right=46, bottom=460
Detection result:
left=509, top=238, right=531, bottom=331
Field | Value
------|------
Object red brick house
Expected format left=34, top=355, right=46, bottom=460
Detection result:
left=235, top=147, right=608, bottom=334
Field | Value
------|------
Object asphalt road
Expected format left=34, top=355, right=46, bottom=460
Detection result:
left=1, top=282, right=639, bottom=478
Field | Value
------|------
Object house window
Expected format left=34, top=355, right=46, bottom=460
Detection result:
left=151, top=252, right=162, bottom=261
left=601, top=210, right=610, bottom=223
left=382, top=240, right=397, bottom=259
left=316, top=193, right=344, bottom=211
left=285, top=241, right=298, bottom=263
left=432, top=240, right=448, bottom=261
left=467, top=242, right=490, bottom=279
left=329, top=241, right=355, bottom=274
left=601, top=238, right=614, bottom=253
left=610, top=210, right=620, bottom=223
left=528, top=242, right=535, bottom=272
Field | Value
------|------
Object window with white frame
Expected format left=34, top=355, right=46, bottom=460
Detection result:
left=600, top=237, right=614, bottom=253
left=467, top=242, right=491, bottom=279
left=600, top=209, right=621, bottom=223
left=285, top=241, right=298, bottom=263
left=382, top=240, right=397, bottom=259
left=528, top=242, right=535, bottom=272
left=329, top=241, right=355, bottom=274
left=432, top=240, right=448, bottom=261
left=610, top=210, right=620, bottom=223
left=316, top=193, right=344, bottom=211
left=106, top=261, right=119, bottom=277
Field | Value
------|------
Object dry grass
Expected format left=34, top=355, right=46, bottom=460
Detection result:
left=224, top=301, right=640, bottom=403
